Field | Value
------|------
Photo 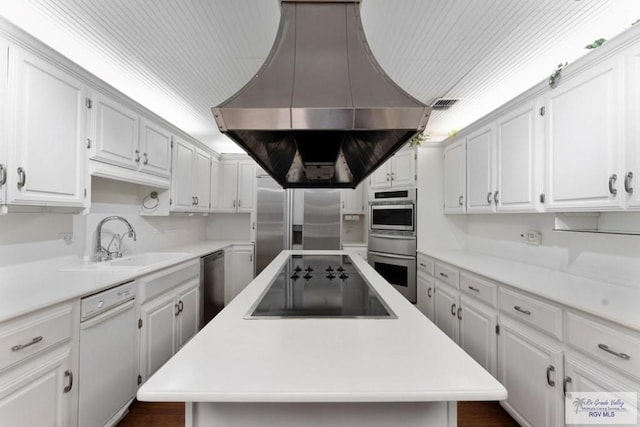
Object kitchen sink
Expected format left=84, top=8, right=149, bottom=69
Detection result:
left=60, top=252, right=192, bottom=271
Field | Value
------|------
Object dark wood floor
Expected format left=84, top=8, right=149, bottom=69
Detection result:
left=118, top=400, right=519, bottom=426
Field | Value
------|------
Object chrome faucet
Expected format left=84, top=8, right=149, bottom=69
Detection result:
left=94, top=216, right=137, bottom=261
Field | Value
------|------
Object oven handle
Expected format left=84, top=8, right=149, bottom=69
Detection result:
left=369, top=233, right=416, bottom=241
left=368, top=250, right=416, bottom=261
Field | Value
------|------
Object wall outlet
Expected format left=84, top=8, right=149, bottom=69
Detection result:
left=521, top=230, right=542, bottom=246
left=59, top=232, right=73, bottom=244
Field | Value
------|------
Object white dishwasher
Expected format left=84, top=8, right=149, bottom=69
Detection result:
left=79, top=281, right=138, bottom=427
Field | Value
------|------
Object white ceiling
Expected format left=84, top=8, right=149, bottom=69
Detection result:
left=1, top=0, right=639, bottom=153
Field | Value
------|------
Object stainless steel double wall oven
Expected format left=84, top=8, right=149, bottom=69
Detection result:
left=368, top=188, right=417, bottom=303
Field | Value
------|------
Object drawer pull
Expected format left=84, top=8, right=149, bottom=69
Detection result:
left=468, top=285, right=480, bottom=292
left=11, top=336, right=43, bottom=352
left=419, top=263, right=426, bottom=267
left=427, top=287, right=432, bottom=298
left=514, top=305, right=531, bottom=315
left=563, top=376, right=572, bottom=398
left=450, top=303, right=456, bottom=316
left=546, top=365, right=555, bottom=387
left=598, top=344, right=631, bottom=360
left=64, top=370, right=73, bottom=393
left=439, top=272, right=449, bottom=278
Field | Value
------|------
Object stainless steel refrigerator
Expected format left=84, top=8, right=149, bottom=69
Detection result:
left=256, top=171, right=341, bottom=274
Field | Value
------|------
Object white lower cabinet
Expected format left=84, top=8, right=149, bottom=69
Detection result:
left=138, top=261, right=200, bottom=384
left=224, top=244, right=255, bottom=305
left=434, top=280, right=460, bottom=341
left=0, top=302, right=78, bottom=427
left=498, top=317, right=564, bottom=427
left=416, top=271, right=435, bottom=321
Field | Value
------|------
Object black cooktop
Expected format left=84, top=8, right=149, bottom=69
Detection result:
left=247, top=255, right=395, bottom=319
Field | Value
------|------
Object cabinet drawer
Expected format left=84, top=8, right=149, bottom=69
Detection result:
left=417, top=253, right=434, bottom=276
left=498, top=287, right=562, bottom=340
left=434, top=262, right=459, bottom=288
left=460, top=272, right=497, bottom=308
left=566, top=311, right=640, bottom=380
left=0, top=304, right=73, bottom=371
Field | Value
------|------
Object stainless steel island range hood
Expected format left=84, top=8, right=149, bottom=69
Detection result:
left=212, top=0, right=430, bottom=188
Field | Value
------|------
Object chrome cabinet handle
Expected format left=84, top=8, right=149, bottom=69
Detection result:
left=17, top=167, right=26, bottom=189
left=625, top=172, right=634, bottom=195
left=457, top=306, right=462, bottom=320
left=143, top=152, right=148, bottom=165
left=386, top=173, right=390, bottom=182
left=468, top=285, right=480, bottom=293
left=546, top=365, right=555, bottom=387
left=419, top=263, right=426, bottom=267
left=238, top=199, right=241, bottom=207
left=514, top=305, right=531, bottom=315
left=11, top=336, right=43, bottom=352
left=175, top=303, right=180, bottom=317
left=233, top=200, right=236, bottom=208
left=609, top=174, right=617, bottom=196
left=493, top=191, right=499, bottom=204
left=195, top=197, right=199, bottom=205
left=135, top=149, right=141, bottom=164
left=192, top=196, right=196, bottom=205
left=563, top=376, right=572, bottom=397
left=487, top=192, right=492, bottom=205
left=64, top=370, right=73, bottom=393
left=458, top=195, right=463, bottom=206
left=391, top=172, right=395, bottom=181
left=598, top=344, right=630, bottom=360
left=178, top=300, right=184, bottom=313
left=0, top=164, right=6, bottom=186
left=427, top=287, right=432, bottom=298
left=450, top=303, right=456, bottom=316
left=439, top=272, right=449, bottom=278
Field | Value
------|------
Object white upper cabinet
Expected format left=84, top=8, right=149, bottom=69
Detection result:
left=342, top=182, right=366, bottom=214
left=0, top=38, right=8, bottom=207
left=495, top=101, right=542, bottom=212
left=6, top=46, right=86, bottom=208
left=90, top=91, right=139, bottom=170
left=170, top=138, right=211, bottom=213
left=443, top=139, right=466, bottom=213
left=139, top=118, right=171, bottom=178
left=209, top=157, right=220, bottom=211
left=465, top=125, right=494, bottom=213
left=216, top=159, right=256, bottom=213
left=369, top=147, right=416, bottom=190
left=544, top=54, right=623, bottom=211
left=625, top=43, right=640, bottom=209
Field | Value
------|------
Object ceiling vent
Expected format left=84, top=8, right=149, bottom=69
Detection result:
left=430, top=98, right=460, bottom=110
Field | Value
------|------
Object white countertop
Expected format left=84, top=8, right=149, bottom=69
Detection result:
left=418, top=248, right=640, bottom=331
left=0, top=240, right=248, bottom=323
left=137, top=250, right=507, bottom=403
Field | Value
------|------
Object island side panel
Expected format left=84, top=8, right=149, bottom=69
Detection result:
left=186, top=401, right=457, bottom=427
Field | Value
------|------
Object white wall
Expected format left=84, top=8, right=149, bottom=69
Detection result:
left=206, top=213, right=252, bottom=241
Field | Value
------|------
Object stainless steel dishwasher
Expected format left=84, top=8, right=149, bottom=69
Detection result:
left=201, top=250, right=225, bottom=327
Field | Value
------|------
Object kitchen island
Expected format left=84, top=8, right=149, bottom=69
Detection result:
left=137, top=251, right=507, bottom=427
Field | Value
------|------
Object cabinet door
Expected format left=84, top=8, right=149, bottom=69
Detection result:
left=342, top=183, right=365, bottom=214
left=237, top=160, right=256, bottom=212
left=416, top=272, right=435, bottom=321
left=219, top=161, right=239, bottom=212
left=466, top=126, right=495, bottom=213
left=459, top=295, right=497, bottom=377
left=0, top=347, right=75, bottom=427
left=496, top=101, right=541, bottom=212
left=626, top=45, right=640, bottom=209
left=433, top=281, right=459, bottom=342
left=176, top=281, right=199, bottom=349
left=139, top=292, right=177, bottom=382
left=498, top=318, right=564, bottom=427
left=0, top=39, right=8, bottom=205
left=443, top=139, right=466, bottom=213
left=226, top=247, right=255, bottom=304
left=545, top=55, right=623, bottom=211
left=91, top=92, right=139, bottom=170
left=7, top=47, right=86, bottom=207
left=139, top=118, right=171, bottom=177
left=193, top=148, right=211, bottom=212
left=209, top=157, right=220, bottom=211
left=369, top=161, right=391, bottom=190
left=390, top=149, right=415, bottom=187
left=170, top=139, right=196, bottom=212
left=564, top=354, right=640, bottom=425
